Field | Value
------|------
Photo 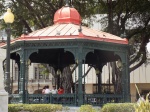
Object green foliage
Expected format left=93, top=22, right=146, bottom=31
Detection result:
left=101, top=103, right=135, bottom=112
left=8, top=104, right=23, bottom=112
left=134, top=92, right=150, bottom=112
left=38, top=64, right=49, bottom=76
left=8, top=104, right=62, bottom=112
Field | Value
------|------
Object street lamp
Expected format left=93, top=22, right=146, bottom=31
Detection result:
left=3, top=8, right=14, bottom=94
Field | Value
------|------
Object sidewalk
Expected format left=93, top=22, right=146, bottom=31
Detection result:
left=62, top=106, right=79, bottom=112
left=61, top=106, right=101, bottom=112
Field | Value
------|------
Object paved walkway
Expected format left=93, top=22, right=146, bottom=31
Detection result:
left=60, top=106, right=79, bottom=112
left=61, top=106, right=101, bottom=112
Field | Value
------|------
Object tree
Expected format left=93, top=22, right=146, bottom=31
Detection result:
left=96, top=0, right=150, bottom=93
left=97, top=0, right=150, bottom=72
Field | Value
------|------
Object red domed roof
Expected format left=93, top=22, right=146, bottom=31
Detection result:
left=53, top=6, right=81, bottom=25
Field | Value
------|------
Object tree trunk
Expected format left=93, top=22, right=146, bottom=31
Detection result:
left=61, top=66, right=72, bottom=93
left=111, top=62, right=122, bottom=94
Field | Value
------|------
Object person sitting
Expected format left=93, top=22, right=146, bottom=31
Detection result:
left=57, top=86, right=64, bottom=102
left=42, top=86, right=46, bottom=94
left=57, top=86, right=64, bottom=94
left=51, top=86, right=57, bottom=102
left=44, top=85, right=51, bottom=94
left=51, top=86, right=57, bottom=94
left=44, top=85, right=51, bottom=103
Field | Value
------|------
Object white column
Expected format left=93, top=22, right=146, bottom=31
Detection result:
left=0, top=48, right=6, bottom=90
left=0, top=90, right=8, bottom=112
left=0, top=48, right=8, bottom=112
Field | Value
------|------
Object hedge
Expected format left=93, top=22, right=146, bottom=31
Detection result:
left=101, top=103, right=135, bottom=112
left=8, top=104, right=62, bottom=112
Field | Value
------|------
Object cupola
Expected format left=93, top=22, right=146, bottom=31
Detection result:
left=53, top=6, right=81, bottom=25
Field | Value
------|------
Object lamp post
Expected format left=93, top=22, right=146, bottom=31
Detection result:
left=3, top=8, right=14, bottom=94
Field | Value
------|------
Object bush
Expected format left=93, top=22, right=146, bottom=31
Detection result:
left=8, top=104, right=23, bottom=112
left=8, top=104, right=62, bottom=112
left=101, top=103, right=135, bottom=112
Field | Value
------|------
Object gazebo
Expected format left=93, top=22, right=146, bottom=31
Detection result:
left=1, top=4, right=130, bottom=106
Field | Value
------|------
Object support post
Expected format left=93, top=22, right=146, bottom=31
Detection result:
left=97, top=73, right=102, bottom=93
left=122, top=53, right=130, bottom=102
left=120, top=52, right=130, bottom=102
left=18, top=50, right=26, bottom=103
left=77, top=47, right=83, bottom=106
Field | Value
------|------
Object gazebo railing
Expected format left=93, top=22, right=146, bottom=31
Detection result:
left=10, top=94, right=22, bottom=103
left=84, top=94, right=123, bottom=106
left=10, top=93, right=123, bottom=106
left=27, top=93, right=76, bottom=106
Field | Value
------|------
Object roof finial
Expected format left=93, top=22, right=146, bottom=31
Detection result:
left=65, top=0, right=69, bottom=6
left=71, top=0, right=73, bottom=7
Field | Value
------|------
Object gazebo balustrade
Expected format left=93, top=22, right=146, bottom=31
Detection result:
left=10, top=93, right=123, bottom=106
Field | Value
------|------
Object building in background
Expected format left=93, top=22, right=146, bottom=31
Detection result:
left=130, top=60, right=150, bottom=102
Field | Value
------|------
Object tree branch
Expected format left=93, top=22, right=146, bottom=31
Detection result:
left=11, top=0, right=32, bottom=33
left=44, top=0, right=57, bottom=14
left=71, top=63, right=78, bottom=74
left=130, top=51, right=146, bottom=72
left=24, top=0, right=46, bottom=28
left=75, top=66, right=93, bottom=83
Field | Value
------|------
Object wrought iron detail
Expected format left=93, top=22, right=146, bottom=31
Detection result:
left=9, top=40, right=127, bottom=52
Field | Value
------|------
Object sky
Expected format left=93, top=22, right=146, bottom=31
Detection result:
left=146, top=42, right=150, bottom=53
left=0, top=30, right=7, bottom=40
